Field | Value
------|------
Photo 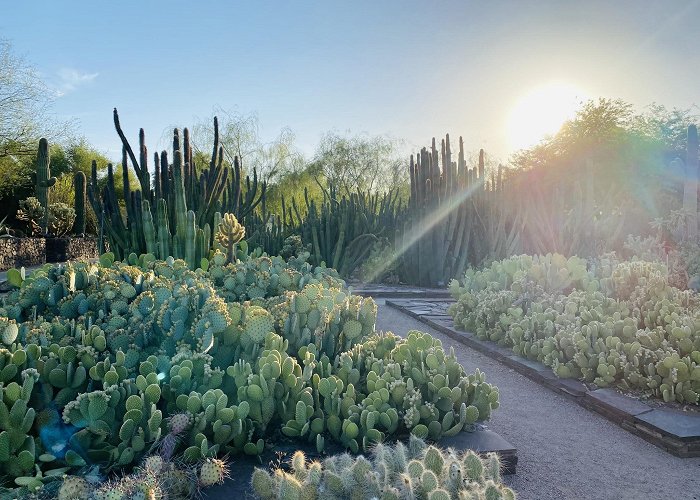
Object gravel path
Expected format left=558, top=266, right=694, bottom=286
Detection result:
left=375, top=299, right=700, bottom=500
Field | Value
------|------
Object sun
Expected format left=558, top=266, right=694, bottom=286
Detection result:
left=506, top=82, right=588, bottom=152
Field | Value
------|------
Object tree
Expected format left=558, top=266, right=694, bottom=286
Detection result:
left=0, top=39, right=72, bottom=159
left=188, top=108, right=304, bottom=184
left=508, top=98, right=699, bottom=253
left=0, top=39, right=75, bottom=209
left=309, top=131, right=407, bottom=196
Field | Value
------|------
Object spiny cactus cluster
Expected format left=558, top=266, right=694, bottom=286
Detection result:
left=215, top=212, right=246, bottom=264
left=53, top=453, right=209, bottom=500
left=88, top=110, right=266, bottom=265
left=251, top=436, right=515, bottom=500
left=449, top=253, right=700, bottom=404
left=0, top=252, right=499, bottom=497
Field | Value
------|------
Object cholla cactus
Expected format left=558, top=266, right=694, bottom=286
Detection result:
left=48, top=203, right=77, bottom=237
left=251, top=437, right=515, bottom=500
left=216, top=212, right=245, bottom=263
left=16, top=197, right=46, bottom=236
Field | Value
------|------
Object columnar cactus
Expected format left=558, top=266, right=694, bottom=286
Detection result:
left=73, top=171, right=87, bottom=235
left=683, top=124, right=699, bottom=240
left=87, top=110, right=267, bottom=267
left=36, top=138, right=57, bottom=235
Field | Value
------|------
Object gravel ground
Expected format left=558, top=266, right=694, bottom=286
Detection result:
left=375, top=299, right=700, bottom=500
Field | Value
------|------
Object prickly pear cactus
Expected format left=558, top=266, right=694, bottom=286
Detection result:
left=0, top=252, right=501, bottom=498
left=449, top=254, right=700, bottom=404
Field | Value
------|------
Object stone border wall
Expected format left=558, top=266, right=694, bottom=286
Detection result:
left=0, top=238, right=46, bottom=271
left=46, top=237, right=99, bottom=263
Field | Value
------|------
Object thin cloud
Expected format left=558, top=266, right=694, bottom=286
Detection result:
left=55, top=67, right=98, bottom=96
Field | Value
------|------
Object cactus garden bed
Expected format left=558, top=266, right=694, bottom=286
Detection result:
left=385, top=252, right=700, bottom=456
left=447, top=254, right=700, bottom=406
left=386, top=298, right=700, bottom=457
left=0, top=250, right=508, bottom=499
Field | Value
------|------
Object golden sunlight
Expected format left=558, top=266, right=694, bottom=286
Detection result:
left=506, top=82, right=588, bottom=152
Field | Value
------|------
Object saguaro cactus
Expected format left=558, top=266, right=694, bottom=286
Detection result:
left=73, top=171, right=87, bottom=235
left=36, top=138, right=56, bottom=234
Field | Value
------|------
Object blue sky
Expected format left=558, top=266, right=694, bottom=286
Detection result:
left=2, top=0, right=699, bottom=162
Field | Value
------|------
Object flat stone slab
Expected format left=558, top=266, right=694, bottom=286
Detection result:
left=557, top=378, right=588, bottom=397
left=585, top=388, right=653, bottom=421
left=385, top=299, right=455, bottom=319
left=422, top=315, right=456, bottom=330
left=350, top=283, right=453, bottom=298
left=635, top=409, right=700, bottom=440
left=507, top=355, right=549, bottom=373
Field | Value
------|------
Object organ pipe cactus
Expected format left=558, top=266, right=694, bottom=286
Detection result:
left=683, top=124, right=699, bottom=240
left=87, top=109, right=266, bottom=267
left=73, top=171, right=87, bottom=235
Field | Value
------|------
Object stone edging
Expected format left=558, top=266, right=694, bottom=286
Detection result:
left=350, top=284, right=453, bottom=298
left=386, top=299, right=700, bottom=458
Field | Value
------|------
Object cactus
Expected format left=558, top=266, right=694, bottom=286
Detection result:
left=449, top=253, right=700, bottom=405
left=0, top=252, right=503, bottom=497
left=683, top=124, right=699, bottom=240
left=252, top=437, right=515, bottom=500
left=73, top=171, right=87, bottom=235
left=216, top=212, right=245, bottom=264
left=198, top=457, right=229, bottom=487
left=35, top=138, right=57, bottom=235
left=87, top=110, right=267, bottom=267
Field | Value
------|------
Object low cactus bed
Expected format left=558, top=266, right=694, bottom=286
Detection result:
left=252, top=435, right=515, bottom=500
left=448, top=253, right=700, bottom=404
left=0, top=250, right=499, bottom=498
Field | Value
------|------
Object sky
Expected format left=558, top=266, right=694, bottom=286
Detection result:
left=2, top=0, right=700, bottom=164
